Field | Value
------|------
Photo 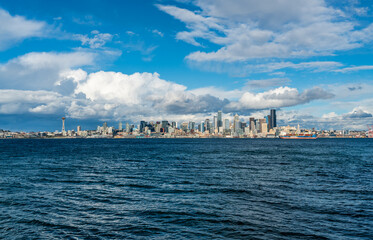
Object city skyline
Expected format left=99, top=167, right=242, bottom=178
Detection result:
left=1, top=1, right=373, bottom=131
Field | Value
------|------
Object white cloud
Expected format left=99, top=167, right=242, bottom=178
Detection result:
left=0, top=8, right=48, bottom=50
left=152, top=29, right=164, bottom=37
left=0, top=89, right=67, bottom=114
left=334, top=65, right=373, bottom=73
left=74, top=31, right=113, bottom=48
left=0, top=51, right=96, bottom=90
left=246, top=78, right=291, bottom=88
left=227, top=86, right=334, bottom=111
left=158, top=0, right=373, bottom=68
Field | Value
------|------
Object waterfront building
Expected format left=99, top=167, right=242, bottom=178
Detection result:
left=118, top=122, right=123, bottom=131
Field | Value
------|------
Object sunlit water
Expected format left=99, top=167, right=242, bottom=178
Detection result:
left=1, top=138, right=372, bottom=239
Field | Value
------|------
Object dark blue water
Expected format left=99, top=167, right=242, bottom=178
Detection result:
left=0, top=139, right=372, bottom=239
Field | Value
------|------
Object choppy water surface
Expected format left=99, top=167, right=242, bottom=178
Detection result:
left=0, top=138, right=372, bottom=239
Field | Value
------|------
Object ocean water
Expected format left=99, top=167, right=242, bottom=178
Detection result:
left=0, top=138, right=372, bottom=239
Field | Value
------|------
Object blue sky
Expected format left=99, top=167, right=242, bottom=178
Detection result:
left=1, top=0, right=373, bottom=131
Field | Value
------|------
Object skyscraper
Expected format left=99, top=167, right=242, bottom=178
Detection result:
left=205, top=119, right=210, bottom=132
left=270, top=109, right=277, bottom=128
left=224, top=119, right=229, bottom=131
left=217, top=110, right=222, bottom=131
left=233, top=114, right=240, bottom=133
left=118, top=122, right=123, bottom=131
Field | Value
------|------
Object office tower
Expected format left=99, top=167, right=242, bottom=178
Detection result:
left=217, top=111, right=222, bottom=131
left=213, top=116, right=217, bottom=131
left=201, top=121, right=205, bottom=132
left=224, top=119, right=229, bottom=130
left=267, top=115, right=272, bottom=130
left=126, top=123, right=130, bottom=133
left=77, top=126, right=81, bottom=132
left=233, top=114, right=240, bottom=133
left=188, top=121, right=195, bottom=131
left=61, top=117, right=65, bottom=132
left=118, top=122, right=123, bottom=131
left=103, top=122, right=107, bottom=131
left=171, top=121, right=176, bottom=128
left=249, top=118, right=255, bottom=131
left=205, top=119, right=210, bottom=132
left=270, top=109, right=277, bottom=128
left=139, top=121, right=146, bottom=133
left=259, top=118, right=266, bottom=133
left=160, top=121, right=167, bottom=133
left=261, top=123, right=268, bottom=134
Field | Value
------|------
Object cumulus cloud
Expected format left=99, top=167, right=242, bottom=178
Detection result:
left=0, top=51, right=96, bottom=90
left=345, top=108, right=372, bottom=118
left=0, top=8, right=48, bottom=50
left=226, top=86, right=334, bottom=111
left=0, top=89, right=67, bottom=114
left=158, top=0, right=373, bottom=75
left=0, top=67, right=335, bottom=123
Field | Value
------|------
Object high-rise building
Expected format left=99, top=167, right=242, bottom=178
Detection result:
left=270, top=109, right=277, bottom=128
left=233, top=114, right=240, bottom=133
left=139, top=121, right=146, bottom=133
left=267, top=115, right=272, bottom=130
left=205, top=119, right=210, bottom=132
left=126, top=123, right=130, bottom=133
left=103, top=122, right=108, bottom=133
left=213, top=116, right=219, bottom=130
left=118, top=122, right=123, bottom=131
left=217, top=111, right=223, bottom=131
left=224, top=119, right=229, bottom=130
left=250, top=118, right=256, bottom=132
left=201, top=121, right=205, bottom=132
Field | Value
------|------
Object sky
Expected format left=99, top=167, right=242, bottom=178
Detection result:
left=1, top=0, right=373, bottom=131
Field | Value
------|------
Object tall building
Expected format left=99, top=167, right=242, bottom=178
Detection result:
left=267, top=115, right=272, bottom=130
left=201, top=121, right=205, bottom=132
left=249, top=118, right=256, bottom=132
left=224, top=119, right=229, bottom=131
left=139, top=121, right=146, bottom=133
left=126, top=123, right=130, bottom=133
left=270, top=109, right=277, bottom=129
left=118, top=122, right=123, bottom=131
left=217, top=111, right=223, bottom=131
left=213, top=116, right=217, bottom=131
left=103, top=122, right=108, bottom=133
left=205, top=119, right=210, bottom=132
left=233, top=114, right=240, bottom=133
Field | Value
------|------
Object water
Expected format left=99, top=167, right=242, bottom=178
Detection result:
left=0, top=138, right=372, bottom=239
